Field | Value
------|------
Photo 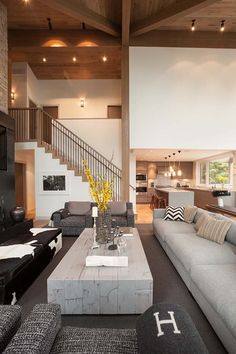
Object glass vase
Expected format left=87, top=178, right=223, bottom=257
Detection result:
left=96, top=208, right=111, bottom=244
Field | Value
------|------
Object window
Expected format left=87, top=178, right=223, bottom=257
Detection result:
left=200, top=162, right=206, bottom=184
left=209, top=161, right=230, bottom=185
left=197, top=157, right=232, bottom=187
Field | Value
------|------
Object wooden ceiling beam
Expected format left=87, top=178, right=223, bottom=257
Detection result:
left=130, top=30, right=236, bottom=48
left=122, top=0, right=131, bottom=46
left=131, top=0, right=221, bottom=37
left=8, top=29, right=121, bottom=48
left=37, top=0, right=120, bottom=37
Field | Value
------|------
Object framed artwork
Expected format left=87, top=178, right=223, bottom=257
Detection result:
left=39, top=172, right=70, bottom=195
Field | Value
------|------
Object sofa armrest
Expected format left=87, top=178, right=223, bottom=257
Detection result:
left=85, top=210, right=93, bottom=228
left=51, top=209, right=70, bottom=227
left=0, top=305, right=22, bottom=352
left=4, top=304, right=61, bottom=354
left=127, top=208, right=135, bottom=227
left=153, top=208, right=165, bottom=219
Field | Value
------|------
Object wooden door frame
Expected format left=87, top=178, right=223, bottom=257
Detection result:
left=42, top=105, right=60, bottom=119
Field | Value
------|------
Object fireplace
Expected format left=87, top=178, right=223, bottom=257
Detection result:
left=0, top=111, right=15, bottom=223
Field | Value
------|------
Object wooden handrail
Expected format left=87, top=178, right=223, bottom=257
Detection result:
left=9, top=107, right=122, bottom=200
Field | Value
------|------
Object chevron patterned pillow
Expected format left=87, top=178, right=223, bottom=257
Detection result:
left=164, top=206, right=184, bottom=221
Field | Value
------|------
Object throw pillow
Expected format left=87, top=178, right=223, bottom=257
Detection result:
left=194, top=213, right=212, bottom=231
left=184, top=206, right=198, bottom=224
left=136, top=303, right=209, bottom=354
left=197, top=218, right=232, bottom=245
left=164, top=206, right=184, bottom=221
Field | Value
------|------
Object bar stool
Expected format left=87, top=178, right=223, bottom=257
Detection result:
left=150, top=194, right=156, bottom=210
left=155, top=195, right=167, bottom=209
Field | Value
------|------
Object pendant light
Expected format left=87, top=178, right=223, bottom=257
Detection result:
left=164, top=157, right=168, bottom=177
left=172, top=153, right=176, bottom=176
left=177, top=150, right=182, bottom=176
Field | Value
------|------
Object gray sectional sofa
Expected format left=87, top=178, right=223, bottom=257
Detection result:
left=153, top=207, right=236, bottom=354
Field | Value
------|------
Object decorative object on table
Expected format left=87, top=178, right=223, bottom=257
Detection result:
left=91, top=206, right=99, bottom=249
left=83, top=160, right=113, bottom=244
left=9, top=206, right=25, bottom=222
left=117, top=234, right=127, bottom=254
left=119, top=227, right=133, bottom=237
left=108, top=226, right=118, bottom=250
left=217, top=197, right=224, bottom=207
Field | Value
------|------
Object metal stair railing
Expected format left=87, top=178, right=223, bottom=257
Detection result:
left=9, top=107, right=122, bottom=200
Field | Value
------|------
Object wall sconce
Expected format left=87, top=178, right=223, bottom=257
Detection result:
left=80, top=98, right=85, bottom=108
left=11, top=91, right=15, bottom=101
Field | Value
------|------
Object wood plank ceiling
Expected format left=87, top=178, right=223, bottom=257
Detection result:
left=2, top=0, right=236, bottom=79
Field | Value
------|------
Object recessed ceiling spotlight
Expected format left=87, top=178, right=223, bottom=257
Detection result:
left=191, top=19, right=196, bottom=31
left=220, top=20, right=225, bottom=32
left=43, top=57, right=47, bottom=62
left=73, top=57, right=77, bottom=62
left=23, top=0, right=29, bottom=3
left=102, top=55, right=107, bottom=62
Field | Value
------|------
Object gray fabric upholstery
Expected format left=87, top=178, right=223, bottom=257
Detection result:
left=153, top=208, right=166, bottom=219
left=109, top=202, right=127, bottom=215
left=191, top=264, right=236, bottom=342
left=153, top=219, right=195, bottom=242
left=165, top=232, right=236, bottom=272
left=51, top=327, right=138, bottom=354
left=66, top=201, right=91, bottom=215
left=4, top=304, right=61, bottom=354
left=110, top=202, right=134, bottom=227
left=52, top=202, right=93, bottom=236
left=153, top=207, right=236, bottom=353
left=60, top=215, right=86, bottom=227
left=0, top=305, right=21, bottom=353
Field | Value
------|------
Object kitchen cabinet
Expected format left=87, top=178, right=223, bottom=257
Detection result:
left=147, top=163, right=157, bottom=179
left=136, top=161, right=148, bottom=171
left=177, top=162, right=193, bottom=179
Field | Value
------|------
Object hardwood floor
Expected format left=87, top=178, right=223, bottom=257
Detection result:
left=136, top=203, right=153, bottom=224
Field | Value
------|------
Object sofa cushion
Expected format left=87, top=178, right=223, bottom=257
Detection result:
left=197, top=218, right=232, bottom=245
left=153, top=219, right=195, bottom=242
left=184, top=206, right=198, bottom=224
left=51, top=327, right=138, bottom=354
left=164, top=206, right=184, bottom=221
left=0, top=305, right=21, bottom=353
left=136, top=303, right=208, bottom=354
left=4, top=304, right=61, bottom=354
left=109, top=202, right=127, bottom=215
left=194, top=213, right=212, bottom=232
left=67, top=202, right=91, bottom=215
left=165, top=233, right=236, bottom=273
left=60, top=216, right=86, bottom=228
left=213, top=213, right=236, bottom=246
left=193, top=208, right=216, bottom=224
left=191, top=264, right=236, bottom=340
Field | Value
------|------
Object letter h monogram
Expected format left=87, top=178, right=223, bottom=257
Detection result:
left=153, top=311, right=181, bottom=337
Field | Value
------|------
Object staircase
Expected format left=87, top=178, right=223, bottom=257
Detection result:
left=9, top=108, right=122, bottom=201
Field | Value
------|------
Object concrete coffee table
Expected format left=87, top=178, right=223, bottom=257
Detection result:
left=47, top=228, right=153, bottom=314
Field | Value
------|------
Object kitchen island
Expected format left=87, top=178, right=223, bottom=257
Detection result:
left=155, top=187, right=194, bottom=207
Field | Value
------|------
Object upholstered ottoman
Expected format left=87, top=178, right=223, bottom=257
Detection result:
left=136, top=303, right=209, bottom=354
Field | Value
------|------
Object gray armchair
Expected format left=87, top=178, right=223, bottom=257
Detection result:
left=108, top=202, right=135, bottom=227
left=51, top=201, right=93, bottom=236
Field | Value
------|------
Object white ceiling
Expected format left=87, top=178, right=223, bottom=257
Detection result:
left=134, top=149, right=231, bottom=161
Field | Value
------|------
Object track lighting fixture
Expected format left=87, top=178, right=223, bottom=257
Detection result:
left=220, top=20, right=225, bottom=32
left=191, top=19, right=195, bottom=31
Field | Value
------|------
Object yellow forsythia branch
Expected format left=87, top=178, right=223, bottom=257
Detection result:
left=83, top=160, right=113, bottom=211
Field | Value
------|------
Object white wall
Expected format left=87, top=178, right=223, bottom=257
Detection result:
left=38, top=79, right=121, bottom=118
left=11, top=63, right=28, bottom=107
left=130, top=47, right=236, bottom=150
left=16, top=142, right=91, bottom=219
left=60, top=119, right=122, bottom=167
